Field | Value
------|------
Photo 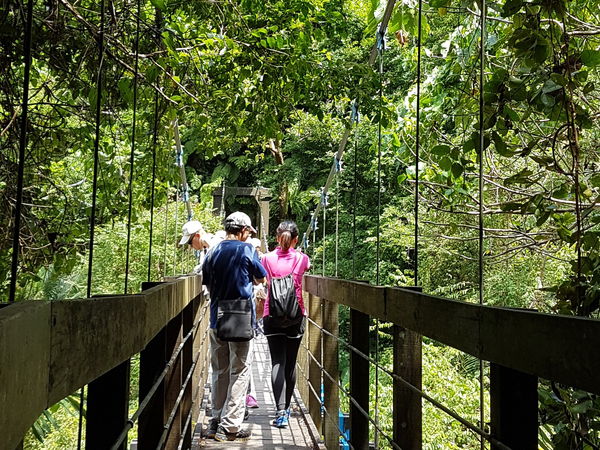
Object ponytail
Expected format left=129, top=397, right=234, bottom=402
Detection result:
left=276, top=220, right=299, bottom=251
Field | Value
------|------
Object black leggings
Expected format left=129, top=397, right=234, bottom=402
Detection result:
left=265, top=334, right=303, bottom=411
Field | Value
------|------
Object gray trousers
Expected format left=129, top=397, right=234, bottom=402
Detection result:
left=210, top=329, right=252, bottom=432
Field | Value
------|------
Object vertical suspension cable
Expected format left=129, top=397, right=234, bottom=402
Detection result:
left=374, top=29, right=385, bottom=449
left=478, top=0, right=487, bottom=447
left=335, top=177, right=339, bottom=277
left=351, top=102, right=359, bottom=280
left=147, top=89, right=159, bottom=282
left=322, top=194, right=326, bottom=276
left=124, top=0, right=142, bottom=294
left=415, top=0, right=423, bottom=287
left=80, top=0, right=106, bottom=446
left=173, top=188, right=179, bottom=275
left=8, top=0, right=34, bottom=303
left=162, top=185, right=169, bottom=278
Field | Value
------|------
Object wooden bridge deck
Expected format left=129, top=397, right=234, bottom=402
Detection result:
left=192, top=334, right=323, bottom=449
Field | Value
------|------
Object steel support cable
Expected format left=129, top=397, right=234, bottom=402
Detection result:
left=79, top=0, right=107, bottom=446
left=302, top=0, right=397, bottom=248
left=173, top=188, right=179, bottom=275
left=163, top=187, right=169, bottom=278
left=110, top=303, right=210, bottom=450
left=322, top=197, right=326, bottom=276
left=147, top=88, right=160, bottom=282
left=305, top=317, right=512, bottom=450
left=351, top=104, right=359, bottom=279
left=477, top=1, right=487, bottom=448
left=156, top=346, right=202, bottom=449
left=294, top=362, right=357, bottom=450
left=415, top=0, right=423, bottom=286
left=124, top=0, right=142, bottom=294
left=8, top=0, right=34, bottom=304
left=335, top=177, right=339, bottom=277
left=374, top=29, right=386, bottom=449
left=302, top=347, right=400, bottom=450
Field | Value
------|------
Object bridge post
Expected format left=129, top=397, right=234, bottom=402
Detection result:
left=490, top=363, right=538, bottom=449
left=308, top=293, right=322, bottom=432
left=180, top=301, right=194, bottom=449
left=139, top=324, right=168, bottom=448
left=322, top=299, right=339, bottom=450
left=350, top=309, right=370, bottom=450
left=164, top=312, right=183, bottom=448
left=393, top=325, right=422, bottom=449
left=85, top=359, right=131, bottom=450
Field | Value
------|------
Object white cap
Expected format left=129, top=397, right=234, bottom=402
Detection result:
left=224, top=211, right=257, bottom=234
left=179, top=220, right=204, bottom=246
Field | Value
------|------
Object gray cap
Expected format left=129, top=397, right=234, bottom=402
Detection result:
left=224, top=211, right=257, bottom=234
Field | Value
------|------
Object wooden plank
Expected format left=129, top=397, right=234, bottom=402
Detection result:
left=165, top=313, right=183, bottom=449
left=86, top=360, right=130, bottom=450
left=350, top=309, right=370, bottom=450
left=307, top=293, right=322, bottom=432
left=322, top=301, right=339, bottom=450
left=393, top=325, right=422, bottom=449
left=490, top=363, right=537, bottom=449
left=0, top=302, right=51, bottom=450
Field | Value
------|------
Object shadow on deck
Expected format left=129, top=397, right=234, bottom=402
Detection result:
left=192, top=335, right=323, bottom=449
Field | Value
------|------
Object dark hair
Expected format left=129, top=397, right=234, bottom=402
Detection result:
left=277, top=220, right=299, bottom=251
left=224, top=222, right=244, bottom=235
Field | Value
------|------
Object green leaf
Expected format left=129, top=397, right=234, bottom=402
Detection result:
left=439, top=156, right=452, bottom=171
left=502, top=0, right=524, bottom=17
left=150, top=0, right=166, bottom=9
left=431, top=144, right=451, bottom=156
left=492, top=131, right=514, bottom=157
left=451, top=162, right=463, bottom=178
left=581, top=50, right=600, bottom=67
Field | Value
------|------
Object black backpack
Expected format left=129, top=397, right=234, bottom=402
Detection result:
left=267, top=254, right=303, bottom=327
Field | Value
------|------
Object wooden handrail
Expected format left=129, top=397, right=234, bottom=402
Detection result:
left=0, top=275, right=203, bottom=450
left=304, top=275, right=600, bottom=396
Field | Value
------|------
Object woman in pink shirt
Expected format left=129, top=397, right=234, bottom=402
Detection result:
left=261, top=221, right=310, bottom=428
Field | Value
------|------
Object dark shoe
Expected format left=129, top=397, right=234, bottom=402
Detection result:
left=203, top=418, right=219, bottom=439
left=244, top=407, right=250, bottom=420
left=214, top=425, right=251, bottom=442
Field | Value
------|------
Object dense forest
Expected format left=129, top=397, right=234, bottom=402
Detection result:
left=1, top=0, right=599, bottom=447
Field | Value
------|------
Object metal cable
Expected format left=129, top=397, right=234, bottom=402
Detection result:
left=305, top=317, right=511, bottom=449
left=294, top=362, right=356, bottom=450
left=478, top=1, right=487, bottom=447
left=352, top=105, right=359, bottom=279
left=302, top=347, right=400, bottom=450
left=79, top=0, right=106, bottom=446
left=124, top=0, right=142, bottom=294
left=111, top=302, right=210, bottom=449
left=415, top=0, right=423, bottom=287
left=8, top=0, right=34, bottom=304
left=374, top=30, right=385, bottom=448
left=148, top=88, right=160, bottom=282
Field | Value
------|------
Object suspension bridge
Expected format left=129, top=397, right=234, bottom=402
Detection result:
left=2, top=0, right=600, bottom=447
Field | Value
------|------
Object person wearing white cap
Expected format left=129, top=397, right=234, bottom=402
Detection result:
left=178, top=220, right=209, bottom=250
left=201, top=211, right=267, bottom=442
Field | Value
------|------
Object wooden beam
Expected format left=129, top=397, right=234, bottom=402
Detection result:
left=304, top=276, right=600, bottom=395
left=322, top=300, right=339, bottom=450
left=0, top=276, right=202, bottom=450
left=350, top=309, right=370, bottom=450
left=86, top=360, right=131, bottom=450
left=490, top=363, right=538, bottom=449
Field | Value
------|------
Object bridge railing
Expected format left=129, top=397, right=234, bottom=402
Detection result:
left=298, top=275, right=600, bottom=450
left=0, top=275, right=209, bottom=450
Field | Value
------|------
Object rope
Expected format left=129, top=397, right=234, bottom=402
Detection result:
left=478, top=1, right=487, bottom=447
left=415, top=0, right=423, bottom=287
left=124, top=0, right=142, bottom=294
left=8, top=0, right=34, bottom=303
left=79, top=0, right=106, bottom=445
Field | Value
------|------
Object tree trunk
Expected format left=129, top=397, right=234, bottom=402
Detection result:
left=269, top=138, right=288, bottom=220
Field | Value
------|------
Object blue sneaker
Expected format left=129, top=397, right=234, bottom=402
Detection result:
left=272, top=409, right=289, bottom=428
